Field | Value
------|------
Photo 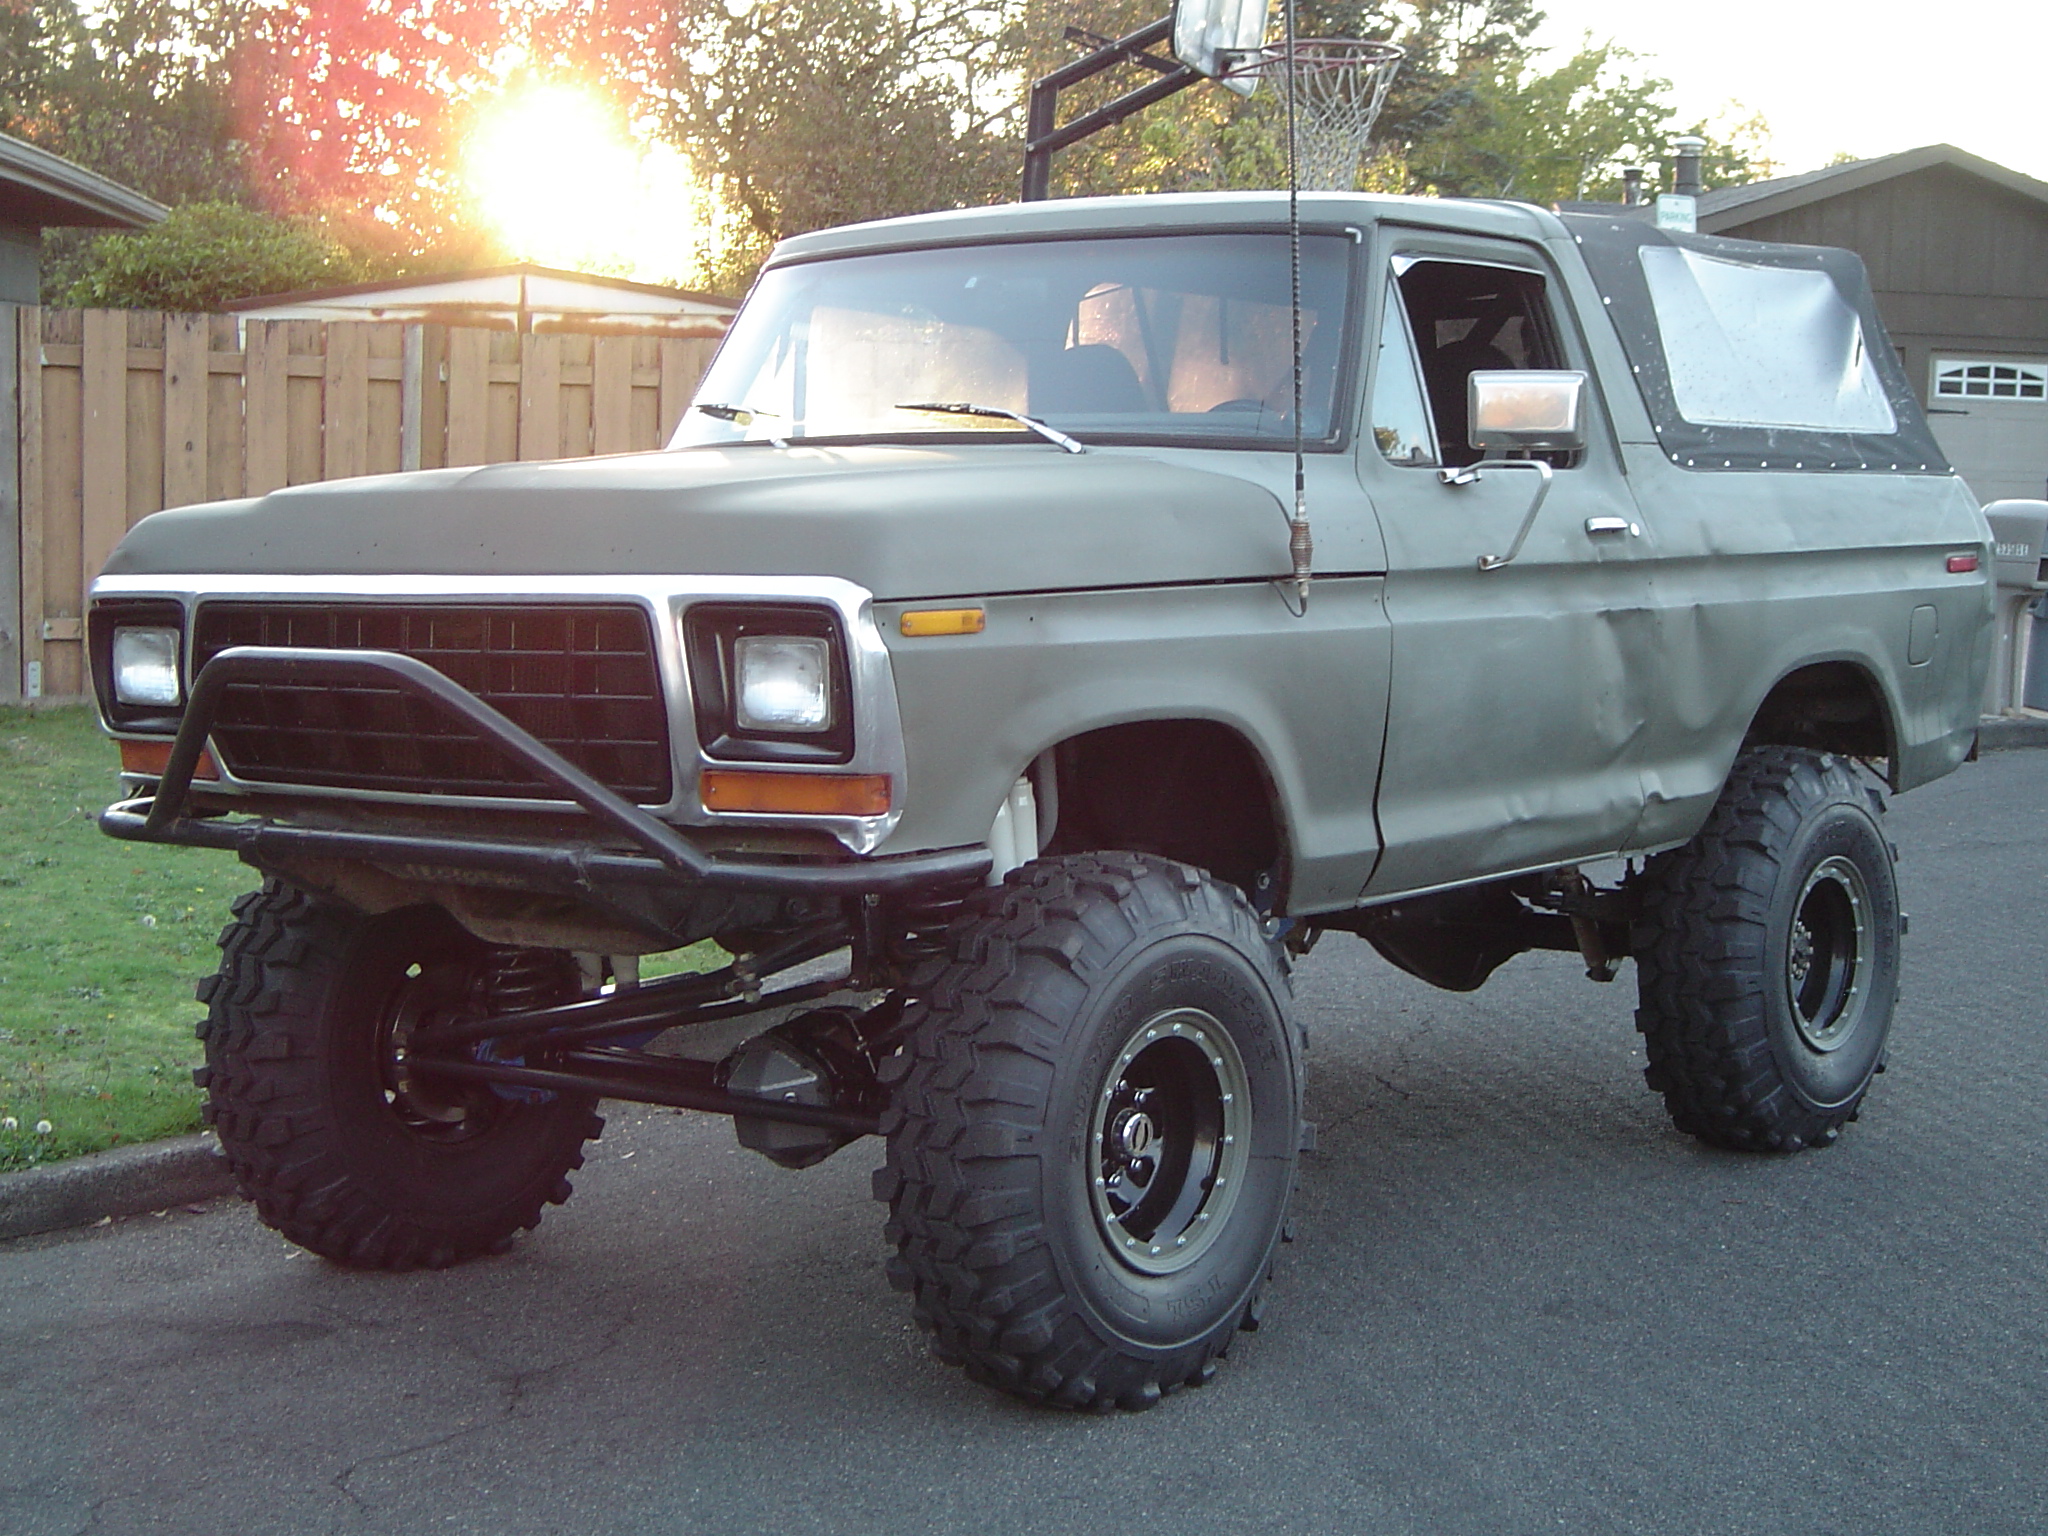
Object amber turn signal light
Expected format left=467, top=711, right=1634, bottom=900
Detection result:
left=899, top=608, right=986, bottom=637
left=118, top=738, right=218, bottom=780
left=700, top=769, right=891, bottom=816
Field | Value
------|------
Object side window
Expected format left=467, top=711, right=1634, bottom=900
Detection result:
left=1639, top=246, right=1894, bottom=432
left=1371, top=290, right=1439, bottom=466
left=1393, top=259, right=1565, bottom=467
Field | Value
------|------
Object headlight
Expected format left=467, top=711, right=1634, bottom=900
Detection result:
left=112, top=626, right=182, bottom=706
left=682, top=603, right=855, bottom=765
left=734, top=636, right=832, bottom=732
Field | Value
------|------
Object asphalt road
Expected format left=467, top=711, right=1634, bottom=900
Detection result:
left=4, top=751, right=2044, bottom=1536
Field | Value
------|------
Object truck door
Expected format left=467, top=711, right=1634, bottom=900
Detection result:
left=1359, top=234, right=1657, bottom=896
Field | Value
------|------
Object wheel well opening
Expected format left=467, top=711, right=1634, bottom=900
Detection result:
left=1745, top=663, right=1893, bottom=766
left=1043, top=720, right=1285, bottom=905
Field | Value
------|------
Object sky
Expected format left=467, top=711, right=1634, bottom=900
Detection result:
left=1525, top=0, right=2047, bottom=183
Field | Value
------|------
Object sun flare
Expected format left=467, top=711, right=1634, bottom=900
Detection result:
left=464, top=84, right=710, bottom=285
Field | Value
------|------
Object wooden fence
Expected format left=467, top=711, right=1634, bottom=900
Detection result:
left=3, top=306, right=720, bottom=702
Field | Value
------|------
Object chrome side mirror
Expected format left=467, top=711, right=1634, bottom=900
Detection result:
left=1467, top=370, right=1588, bottom=453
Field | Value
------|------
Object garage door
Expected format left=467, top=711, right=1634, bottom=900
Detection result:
left=1927, top=356, right=2048, bottom=504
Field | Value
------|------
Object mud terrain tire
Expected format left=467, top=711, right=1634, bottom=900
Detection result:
left=1633, top=747, right=1900, bottom=1152
left=195, top=881, right=603, bottom=1268
left=874, top=853, right=1301, bottom=1411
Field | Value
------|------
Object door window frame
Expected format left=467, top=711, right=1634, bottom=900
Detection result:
left=1363, top=233, right=1598, bottom=474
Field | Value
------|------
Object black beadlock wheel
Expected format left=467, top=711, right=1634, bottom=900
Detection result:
left=195, top=880, right=603, bottom=1269
left=1632, top=747, right=1902, bottom=1152
left=873, top=853, right=1302, bottom=1411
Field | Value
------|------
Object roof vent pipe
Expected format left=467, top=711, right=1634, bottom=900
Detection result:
left=1672, top=136, right=1706, bottom=197
left=1622, top=167, right=1645, bottom=206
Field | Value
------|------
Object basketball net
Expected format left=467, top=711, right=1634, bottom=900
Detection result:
left=1232, top=37, right=1404, bottom=191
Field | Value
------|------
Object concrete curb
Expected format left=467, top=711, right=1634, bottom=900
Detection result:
left=0, top=1132, right=235, bottom=1243
left=1980, top=714, right=2048, bottom=752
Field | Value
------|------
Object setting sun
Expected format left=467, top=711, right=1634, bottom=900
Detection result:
left=463, top=84, right=710, bottom=285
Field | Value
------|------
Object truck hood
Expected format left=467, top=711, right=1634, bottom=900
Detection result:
left=101, top=444, right=1294, bottom=601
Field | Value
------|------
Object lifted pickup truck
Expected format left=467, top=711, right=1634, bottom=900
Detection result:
left=88, top=192, right=1992, bottom=1411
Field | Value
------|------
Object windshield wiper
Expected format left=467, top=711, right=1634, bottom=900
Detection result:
left=692, top=401, right=788, bottom=448
left=693, top=402, right=777, bottom=426
left=896, top=401, right=1086, bottom=455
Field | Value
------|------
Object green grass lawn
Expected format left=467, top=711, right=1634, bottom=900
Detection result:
left=1, top=704, right=723, bottom=1173
left=0, top=704, right=239, bottom=1171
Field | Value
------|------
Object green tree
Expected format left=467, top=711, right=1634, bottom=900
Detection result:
left=60, top=201, right=358, bottom=311
left=662, top=0, right=1020, bottom=283
left=1407, top=41, right=1674, bottom=201
left=0, top=0, right=249, bottom=207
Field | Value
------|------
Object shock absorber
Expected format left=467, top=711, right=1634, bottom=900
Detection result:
left=472, top=948, right=579, bottom=1103
left=477, top=948, right=578, bottom=1016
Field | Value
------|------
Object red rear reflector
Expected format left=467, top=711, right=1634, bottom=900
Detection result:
left=700, top=770, right=891, bottom=817
left=119, top=739, right=218, bottom=780
left=1947, top=553, right=1980, bottom=573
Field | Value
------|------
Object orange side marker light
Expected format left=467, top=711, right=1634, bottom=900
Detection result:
left=700, top=769, right=892, bottom=817
left=118, top=739, right=219, bottom=780
left=899, top=608, right=986, bottom=638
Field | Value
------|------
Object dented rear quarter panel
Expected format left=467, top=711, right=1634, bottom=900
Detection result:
left=1613, top=448, right=1992, bottom=853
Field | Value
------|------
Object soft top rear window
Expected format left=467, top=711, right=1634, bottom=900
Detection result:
left=1639, top=245, right=1895, bottom=433
left=1564, top=215, right=1945, bottom=474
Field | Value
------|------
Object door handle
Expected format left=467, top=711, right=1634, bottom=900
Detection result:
left=1584, top=516, right=1642, bottom=538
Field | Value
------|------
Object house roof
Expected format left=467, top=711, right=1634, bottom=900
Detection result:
left=1697, top=143, right=2048, bottom=232
left=0, top=128, right=167, bottom=230
left=225, top=262, right=735, bottom=336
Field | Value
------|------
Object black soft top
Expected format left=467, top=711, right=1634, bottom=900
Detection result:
left=1561, top=214, right=1948, bottom=475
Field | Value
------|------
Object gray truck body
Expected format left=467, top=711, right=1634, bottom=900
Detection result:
left=93, top=191, right=1992, bottom=929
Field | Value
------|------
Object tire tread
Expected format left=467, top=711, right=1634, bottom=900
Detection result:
left=877, top=852, right=1297, bottom=1411
left=1632, top=747, right=1894, bottom=1153
left=198, top=880, right=602, bottom=1270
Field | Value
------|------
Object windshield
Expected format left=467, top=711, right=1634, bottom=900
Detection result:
left=672, top=232, right=1355, bottom=449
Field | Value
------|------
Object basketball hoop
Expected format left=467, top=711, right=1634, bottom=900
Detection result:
left=1228, top=38, right=1404, bottom=191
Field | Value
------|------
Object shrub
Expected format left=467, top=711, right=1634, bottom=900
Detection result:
left=61, top=201, right=358, bottom=310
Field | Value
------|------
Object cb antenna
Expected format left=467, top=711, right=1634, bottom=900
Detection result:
left=1232, top=18, right=1402, bottom=616
left=1282, top=0, right=1310, bottom=615
left=1020, top=6, right=1400, bottom=611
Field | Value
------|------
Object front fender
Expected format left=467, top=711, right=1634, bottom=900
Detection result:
left=873, top=577, right=1391, bottom=911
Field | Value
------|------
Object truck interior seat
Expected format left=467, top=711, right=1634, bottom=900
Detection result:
left=1032, top=344, right=1148, bottom=416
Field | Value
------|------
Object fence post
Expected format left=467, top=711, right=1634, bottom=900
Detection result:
left=519, top=332, right=562, bottom=460
left=323, top=321, right=368, bottom=481
left=445, top=326, right=490, bottom=467
left=162, top=312, right=209, bottom=509
left=591, top=335, right=633, bottom=456
left=399, top=324, right=425, bottom=472
left=78, top=308, right=124, bottom=620
left=244, top=319, right=287, bottom=495
left=0, top=302, right=17, bottom=704
left=15, top=306, right=41, bottom=700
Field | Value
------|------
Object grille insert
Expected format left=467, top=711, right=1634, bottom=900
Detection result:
left=192, top=602, right=673, bottom=803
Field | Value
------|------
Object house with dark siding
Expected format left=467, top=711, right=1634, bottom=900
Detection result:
left=1696, top=144, right=2048, bottom=504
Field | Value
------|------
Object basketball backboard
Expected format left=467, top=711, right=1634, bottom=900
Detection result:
left=1171, top=0, right=1271, bottom=96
